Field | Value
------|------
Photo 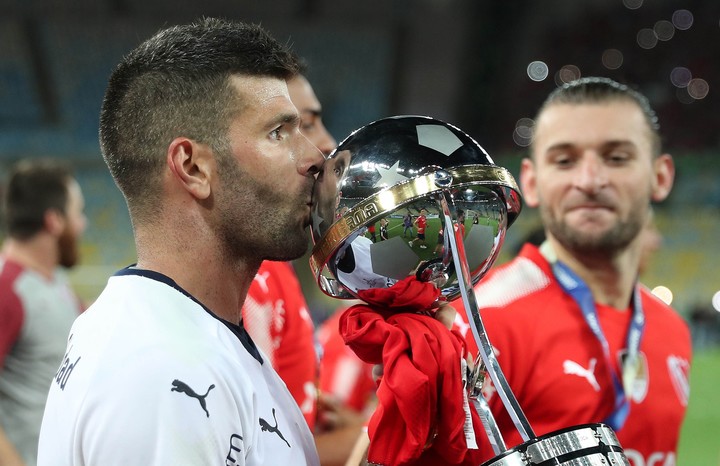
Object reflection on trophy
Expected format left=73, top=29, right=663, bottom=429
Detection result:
left=310, top=115, right=630, bottom=465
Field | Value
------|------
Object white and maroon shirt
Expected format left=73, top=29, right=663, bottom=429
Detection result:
left=0, top=257, right=82, bottom=466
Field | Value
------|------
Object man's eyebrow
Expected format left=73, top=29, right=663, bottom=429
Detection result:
left=266, top=112, right=300, bottom=129
left=300, top=109, right=322, bottom=118
left=544, top=142, right=575, bottom=153
left=544, top=140, right=636, bottom=153
left=600, top=140, right=637, bottom=150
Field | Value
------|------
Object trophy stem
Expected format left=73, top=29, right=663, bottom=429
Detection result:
left=437, top=191, right=535, bottom=447
left=470, top=390, right=506, bottom=455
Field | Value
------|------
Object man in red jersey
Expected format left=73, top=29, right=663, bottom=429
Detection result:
left=408, top=208, right=428, bottom=249
left=456, top=77, right=691, bottom=466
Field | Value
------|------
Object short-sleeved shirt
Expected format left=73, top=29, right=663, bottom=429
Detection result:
left=38, top=268, right=319, bottom=466
left=0, top=257, right=82, bottom=466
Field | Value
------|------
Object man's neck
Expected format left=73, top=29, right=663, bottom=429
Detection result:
left=2, top=237, right=58, bottom=280
left=543, top=237, right=639, bottom=310
left=134, top=227, right=259, bottom=324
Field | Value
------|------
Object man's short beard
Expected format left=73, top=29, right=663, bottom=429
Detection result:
left=214, top=149, right=309, bottom=264
left=541, top=206, right=644, bottom=257
left=58, top=226, right=79, bottom=268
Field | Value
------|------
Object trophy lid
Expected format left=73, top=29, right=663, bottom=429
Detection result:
left=310, top=115, right=522, bottom=300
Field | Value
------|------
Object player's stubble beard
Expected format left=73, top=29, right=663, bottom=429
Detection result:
left=540, top=199, right=648, bottom=258
left=214, top=151, right=310, bottom=264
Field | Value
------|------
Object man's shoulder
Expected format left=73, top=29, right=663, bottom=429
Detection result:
left=638, top=285, right=691, bottom=330
left=0, top=256, right=26, bottom=294
left=473, top=251, right=555, bottom=311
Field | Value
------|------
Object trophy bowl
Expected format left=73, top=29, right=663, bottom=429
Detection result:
left=309, top=115, right=522, bottom=301
left=309, top=115, right=631, bottom=464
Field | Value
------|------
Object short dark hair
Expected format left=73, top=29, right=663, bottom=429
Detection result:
left=535, top=77, right=662, bottom=156
left=3, top=158, right=73, bottom=240
left=99, top=17, right=300, bottom=221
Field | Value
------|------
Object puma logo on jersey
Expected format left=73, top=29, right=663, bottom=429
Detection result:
left=563, top=358, right=600, bottom=391
left=171, top=379, right=215, bottom=417
left=259, top=408, right=290, bottom=448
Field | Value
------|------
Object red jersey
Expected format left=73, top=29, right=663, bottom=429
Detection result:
left=242, top=261, right=319, bottom=429
left=316, top=309, right=376, bottom=414
left=453, top=244, right=692, bottom=465
left=415, top=215, right=427, bottom=234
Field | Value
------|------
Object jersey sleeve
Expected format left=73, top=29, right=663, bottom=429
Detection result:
left=0, top=285, right=24, bottom=366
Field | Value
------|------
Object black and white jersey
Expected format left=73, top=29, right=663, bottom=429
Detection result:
left=38, top=268, right=319, bottom=466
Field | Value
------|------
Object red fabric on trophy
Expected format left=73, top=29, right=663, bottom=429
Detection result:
left=339, top=276, right=483, bottom=466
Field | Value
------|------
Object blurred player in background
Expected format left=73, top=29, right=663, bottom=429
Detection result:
left=1, top=159, right=86, bottom=466
left=458, top=77, right=691, bottom=465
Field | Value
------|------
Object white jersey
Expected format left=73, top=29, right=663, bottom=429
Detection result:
left=37, top=268, right=319, bottom=466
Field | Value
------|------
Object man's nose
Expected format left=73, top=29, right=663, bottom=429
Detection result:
left=573, top=153, right=608, bottom=194
left=299, top=137, right=326, bottom=177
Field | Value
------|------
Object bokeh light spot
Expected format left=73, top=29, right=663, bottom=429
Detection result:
left=651, top=286, right=673, bottom=305
left=512, top=118, right=535, bottom=148
left=687, top=78, right=709, bottom=100
left=558, top=65, right=581, bottom=84
left=654, top=20, right=675, bottom=41
left=672, top=9, right=694, bottom=30
left=513, top=118, right=535, bottom=147
left=670, top=67, right=692, bottom=88
left=527, top=61, right=549, bottom=82
left=637, top=28, right=658, bottom=49
left=712, top=291, right=720, bottom=313
left=516, top=117, right=535, bottom=129
left=623, top=0, right=643, bottom=10
left=602, top=49, right=624, bottom=70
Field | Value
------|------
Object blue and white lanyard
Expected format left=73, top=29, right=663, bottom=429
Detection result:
left=551, top=259, right=645, bottom=431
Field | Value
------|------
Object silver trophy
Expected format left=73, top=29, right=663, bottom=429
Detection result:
left=310, top=115, right=630, bottom=465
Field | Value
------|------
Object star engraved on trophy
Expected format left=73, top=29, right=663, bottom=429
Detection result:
left=312, top=208, right=325, bottom=233
left=374, top=161, right=408, bottom=188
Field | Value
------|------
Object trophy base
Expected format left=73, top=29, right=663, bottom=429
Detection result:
left=481, top=423, right=629, bottom=466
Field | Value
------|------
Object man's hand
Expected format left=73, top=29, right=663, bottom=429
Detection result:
left=434, top=300, right=457, bottom=330
left=316, top=392, right=367, bottom=433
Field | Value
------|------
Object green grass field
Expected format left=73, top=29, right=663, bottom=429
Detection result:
left=677, top=347, right=720, bottom=465
left=373, top=215, right=498, bottom=263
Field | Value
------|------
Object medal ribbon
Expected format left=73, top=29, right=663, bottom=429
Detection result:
left=543, top=245, right=645, bottom=431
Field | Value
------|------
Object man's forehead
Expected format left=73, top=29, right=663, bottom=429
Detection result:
left=534, top=102, right=649, bottom=148
left=228, top=74, right=291, bottom=105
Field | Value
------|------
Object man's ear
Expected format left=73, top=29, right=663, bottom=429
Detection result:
left=44, top=209, right=65, bottom=236
left=519, top=157, right=540, bottom=208
left=167, top=137, right=214, bottom=200
left=651, top=153, right=675, bottom=203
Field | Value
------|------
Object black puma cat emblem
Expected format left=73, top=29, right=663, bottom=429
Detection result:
left=170, top=379, right=215, bottom=417
left=259, top=408, right=290, bottom=448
